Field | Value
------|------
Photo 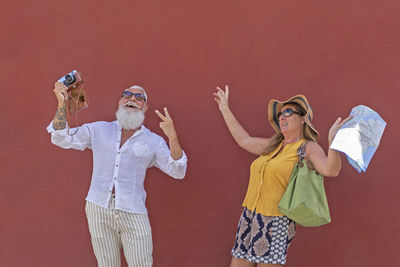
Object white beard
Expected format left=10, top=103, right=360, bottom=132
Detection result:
left=116, top=106, right=145, bottom=130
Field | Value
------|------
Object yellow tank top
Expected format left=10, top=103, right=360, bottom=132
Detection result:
left=242, top=139, right=304, bottom=216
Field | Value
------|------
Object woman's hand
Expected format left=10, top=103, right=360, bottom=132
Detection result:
left=213, top=85, right=229, bottom=112
left=328, top=116, right=353, bottom=145
left=54, top=82, right=68, bottom=105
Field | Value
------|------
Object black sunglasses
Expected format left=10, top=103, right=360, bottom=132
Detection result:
left=121, top=91, right=146, bottom=102
left=277, top=108, right=302, bottom=119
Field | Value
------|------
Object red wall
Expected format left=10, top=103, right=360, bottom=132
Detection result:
left=1, top=1, right=398, bottom=266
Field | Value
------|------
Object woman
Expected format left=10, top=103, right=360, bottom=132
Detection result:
left=213, top=85, right=351, bottom=267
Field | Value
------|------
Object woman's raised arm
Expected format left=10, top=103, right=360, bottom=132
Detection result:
left=214, top=85, right=271, bottom=155
left=307, top=116, right=353, bottom=177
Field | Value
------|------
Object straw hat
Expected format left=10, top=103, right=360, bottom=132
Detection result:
left=268, top=94, right=319, bottom=138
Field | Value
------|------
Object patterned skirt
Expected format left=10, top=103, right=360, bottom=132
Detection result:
left=231, top=208, right=296, bottom=265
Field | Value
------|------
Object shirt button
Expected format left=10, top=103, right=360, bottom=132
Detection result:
left=116, top=164, right=118, bottom=167
left=114, top=177, right=117, bottom=180
left=118, top=152, right=120, bottom=154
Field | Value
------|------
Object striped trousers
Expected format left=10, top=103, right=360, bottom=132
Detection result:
left=85, top=198, right=153, bottom=267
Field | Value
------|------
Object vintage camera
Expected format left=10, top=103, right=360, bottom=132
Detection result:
left=58, top=70, right=88, bottom=114
left=58, top=70, right=84, bottom=90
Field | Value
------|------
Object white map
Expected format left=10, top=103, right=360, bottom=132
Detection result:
left=330, top=105, right=386, bottom=173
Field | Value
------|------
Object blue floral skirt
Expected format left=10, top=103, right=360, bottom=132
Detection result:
left=231, top=208, right=296, bottom=265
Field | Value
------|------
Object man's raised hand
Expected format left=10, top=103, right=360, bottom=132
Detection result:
left=155, top=107, right=178, bottom=140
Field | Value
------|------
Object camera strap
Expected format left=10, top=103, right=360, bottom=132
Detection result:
left=66, top=83, right=87, bottom=136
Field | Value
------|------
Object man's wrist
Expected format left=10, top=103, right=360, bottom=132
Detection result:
left=168, top=135, right=179, bottom=142
left=53, top=120, right=67, bottom=130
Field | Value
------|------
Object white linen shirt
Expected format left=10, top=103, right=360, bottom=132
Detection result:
left=46, top=120, right=187, bottom=214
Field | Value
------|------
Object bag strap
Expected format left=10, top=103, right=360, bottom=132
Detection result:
left=297, top=141, right=308, bottom=161
left=297, top=141, right=321, bottom=174
left=297, top=141, right=308, bottom=167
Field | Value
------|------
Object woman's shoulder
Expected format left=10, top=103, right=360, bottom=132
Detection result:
left=304, top=140, right=325, bottom=156
left=305, top=140, right=319, bottom=148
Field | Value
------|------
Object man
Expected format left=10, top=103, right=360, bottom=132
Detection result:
left=47, top=82, right=187, bottom=267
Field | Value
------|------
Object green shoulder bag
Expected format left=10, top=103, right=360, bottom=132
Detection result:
left=278, top=141, right=331, bottom=227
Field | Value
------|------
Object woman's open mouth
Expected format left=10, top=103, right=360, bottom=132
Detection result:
left=280, top=122, right=288, bottom=130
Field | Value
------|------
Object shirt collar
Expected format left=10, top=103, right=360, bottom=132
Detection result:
left=115, top=121, right=148, bottom=137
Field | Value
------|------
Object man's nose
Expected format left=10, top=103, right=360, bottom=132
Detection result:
left=128, top=95, right=139, bottom=102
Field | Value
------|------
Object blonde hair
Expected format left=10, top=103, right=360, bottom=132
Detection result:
left=262, top=103, right=318, bottom=155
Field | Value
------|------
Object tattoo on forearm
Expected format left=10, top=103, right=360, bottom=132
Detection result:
left=56, top=106, right=66, bottom=120
left=53, top=106, right=66, bottom=130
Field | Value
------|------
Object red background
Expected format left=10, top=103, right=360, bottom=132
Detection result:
left=0, top=1, right=398, bottom=266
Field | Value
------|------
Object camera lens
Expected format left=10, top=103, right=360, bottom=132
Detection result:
left=65, top=74, right=75, bottom=85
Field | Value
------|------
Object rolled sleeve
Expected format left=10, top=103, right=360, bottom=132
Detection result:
left=168, top=151, right=188, bottom=165
left=46, top=121, right=91, bottom=151
left=154, top=139, right=188, bottom=179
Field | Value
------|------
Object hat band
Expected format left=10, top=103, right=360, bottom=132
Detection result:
left=289, top=96, right=313, bottom=122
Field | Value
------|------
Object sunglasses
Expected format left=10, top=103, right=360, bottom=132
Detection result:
left=277, top=108, right=302, bottom=119
left=121, top=91, right=146, bottom=102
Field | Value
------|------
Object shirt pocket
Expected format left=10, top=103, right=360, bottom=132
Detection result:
left=133, top=142, right=151, bottom=158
